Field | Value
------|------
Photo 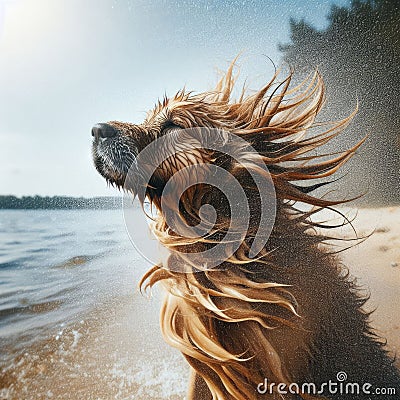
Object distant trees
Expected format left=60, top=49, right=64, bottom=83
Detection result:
left=280, top=0, right=399, bottom=205
left=0, top=195, right=121, bottom=209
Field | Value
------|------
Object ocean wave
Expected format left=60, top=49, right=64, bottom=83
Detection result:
left=0, top=300, right=63, bottom=319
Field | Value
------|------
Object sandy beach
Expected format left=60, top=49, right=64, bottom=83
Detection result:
left=1, top=206, right=399, bottom=399
left=340, top=206, right=400, bottom=358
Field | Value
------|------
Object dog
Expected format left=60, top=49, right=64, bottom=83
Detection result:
left=92, top=61, right=400, bottom=399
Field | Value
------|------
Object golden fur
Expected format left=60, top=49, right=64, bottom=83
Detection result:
left=92, top=61, right=400, bottom=399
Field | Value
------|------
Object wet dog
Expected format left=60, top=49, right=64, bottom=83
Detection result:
left=92, top=62, right=400, bottom=399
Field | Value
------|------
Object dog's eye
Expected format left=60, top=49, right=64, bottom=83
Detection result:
left=161, top=121, right=183, bottom=134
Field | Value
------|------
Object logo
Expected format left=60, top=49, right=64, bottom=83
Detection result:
left=257, top=371, right=397, bottom=397
left=122, top=127, right=277, bottom=272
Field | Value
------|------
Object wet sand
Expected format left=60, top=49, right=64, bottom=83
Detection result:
left=0, top=291, right=189, bottom=400
left=1, top=206, right=399, bottom=399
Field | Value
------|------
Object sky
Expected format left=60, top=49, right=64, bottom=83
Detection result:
left=0, top=0, right=349, bottom=197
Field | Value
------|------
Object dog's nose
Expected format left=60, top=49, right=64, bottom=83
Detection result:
left=91, top=123, right=118, bottom=139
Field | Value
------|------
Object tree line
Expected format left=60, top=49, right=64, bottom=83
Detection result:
left=279, top=0, right=399, bottom=205
left=0, top=195, right=122, bottom=209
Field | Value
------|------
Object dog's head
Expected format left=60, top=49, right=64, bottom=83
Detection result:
left=91, top=78, right=244, bottom=205
left=91, top=100, right=218, bottom=200
left=92, top=63, right=361, bottom=220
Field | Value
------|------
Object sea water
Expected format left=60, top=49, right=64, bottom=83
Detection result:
left=0, top=209, right=188, bottom=399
